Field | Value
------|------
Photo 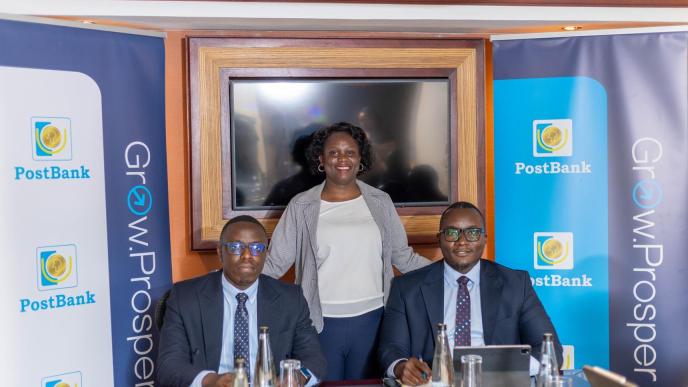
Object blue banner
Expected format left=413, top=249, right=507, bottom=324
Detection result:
left=0, top=18, right=171, bottom=386
left=494, top=75, right=609, bottom=372
left=493, top=32, right=688, bottom=386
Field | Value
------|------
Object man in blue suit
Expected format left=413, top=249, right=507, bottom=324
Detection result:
left=379, top=202, right=562, bottom=385
left=158, top=216, right=326, bottom=387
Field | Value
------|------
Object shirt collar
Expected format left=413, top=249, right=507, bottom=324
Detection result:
left=443, top=260, right=481, bottom=287
left=221, top=272, right=259, bottom=304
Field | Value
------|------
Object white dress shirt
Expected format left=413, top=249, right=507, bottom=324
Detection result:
left=443, top=261, right=484, bottom=347
left=317, top=196, right=384, bottom=317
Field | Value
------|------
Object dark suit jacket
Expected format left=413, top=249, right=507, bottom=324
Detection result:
left=379, top=259, right=563, bottom=371
left=157, top=272, right=326, bottom=387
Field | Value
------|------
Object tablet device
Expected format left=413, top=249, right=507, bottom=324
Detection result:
left=453, top=345, right=531, bottom=387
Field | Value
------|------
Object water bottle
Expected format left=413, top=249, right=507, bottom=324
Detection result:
left=254, top=326, right=276, bottom=387
left=233, top=357, right=249, bottom=387
left=536, top=333, right=559, bottom=387
left=431, top=323, right=454, bottom=387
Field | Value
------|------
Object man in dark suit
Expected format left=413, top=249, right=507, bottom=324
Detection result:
left=379, top=202, right=562, bottom=385
left=158, top=216, right=326, bottom=387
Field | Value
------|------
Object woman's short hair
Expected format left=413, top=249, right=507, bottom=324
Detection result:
left=305, top=122, right=374, bottom=175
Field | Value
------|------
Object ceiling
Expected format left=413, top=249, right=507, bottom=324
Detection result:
left=2, top=0, right=688, bottom=37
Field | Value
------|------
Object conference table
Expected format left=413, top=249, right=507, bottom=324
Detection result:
left=319, top=369, right=593, bottom=387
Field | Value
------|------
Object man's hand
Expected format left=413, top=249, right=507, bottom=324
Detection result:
left=202, top=372, right=235, bottom=387
left=394, top=357, right=431, bottom=386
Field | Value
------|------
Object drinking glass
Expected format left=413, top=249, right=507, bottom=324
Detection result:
left=460, top=354, right=482, bottom=387
left=279, top=359, right=303, bottom=387
left=547, top=375, right=573, bottom=387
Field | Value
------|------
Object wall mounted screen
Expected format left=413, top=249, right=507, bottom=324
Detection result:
left=229, top=78, right=451, bottom=210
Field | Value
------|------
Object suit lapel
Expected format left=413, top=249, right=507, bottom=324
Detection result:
left=300, top=183, right=323, bottom=262
left=420, top=261, right=445, bottom=340
left=257, top=276, right=282, bottom=355
left=358, top=181, right=386, bottom=244
left=257, top=276, right=280, bottom=327
left=480, top=260, right=503, bottom=345
left=303, top=201, right=320, bottom=259
left=199, top=271, right=224, bottom=369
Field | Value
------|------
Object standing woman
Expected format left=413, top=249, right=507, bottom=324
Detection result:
left=264, top=122, right=431, bottom=381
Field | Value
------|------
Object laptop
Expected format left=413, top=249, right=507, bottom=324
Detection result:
left=453, top=345, right=531, bottom=387
left=583, top=366, right=639, bottom=387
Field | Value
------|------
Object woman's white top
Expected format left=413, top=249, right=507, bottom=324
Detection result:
left=316, top=195, right=384, bottom=318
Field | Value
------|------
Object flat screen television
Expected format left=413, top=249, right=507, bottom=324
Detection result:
left=229, top=78, right=451, bottom=210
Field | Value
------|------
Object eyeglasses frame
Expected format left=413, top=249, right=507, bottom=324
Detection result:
left=437, top=227, right=485, bottom=242
left=220, top=241, right=267, bottom=256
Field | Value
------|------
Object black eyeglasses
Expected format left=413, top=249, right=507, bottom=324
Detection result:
left=438, top=227, right=484, bottom=242
left=221, top=241, right=267, bottom=256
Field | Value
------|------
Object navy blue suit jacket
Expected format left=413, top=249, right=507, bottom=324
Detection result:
left=157, top=272, right=326, bottom=387
left=379, top=259, right=563, bottom=371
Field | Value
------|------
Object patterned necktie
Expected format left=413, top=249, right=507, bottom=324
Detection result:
left=454, top=276, right=471, bottom=347
left=234, top=292, right=250, bottom=380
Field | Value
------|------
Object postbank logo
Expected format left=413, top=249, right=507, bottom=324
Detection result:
left=533, top=119, right=572, bottom=157
left=42, top=371, right=81, bottom=387
left=534, top=232, right=574, bottom=270
left=561, top=345, right=575, bottom=370
left=31, top=117, right=72, bottom=161
left=36, top=244, right=78, bottom=291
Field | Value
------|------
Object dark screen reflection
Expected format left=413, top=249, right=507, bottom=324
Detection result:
left=230, top=79, right=450, bottom=209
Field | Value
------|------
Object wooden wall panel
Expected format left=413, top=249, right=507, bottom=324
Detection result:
left=165, top=31, right=493, bottom=283
left=165, top=31, right=220, bottom=282
left=190, top=39, right=485, bottom=249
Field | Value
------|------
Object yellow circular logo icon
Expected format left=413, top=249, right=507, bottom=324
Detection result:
left=40, top=125, right=62, bottom=149
left=541, top=238, right=563, bottom=260
left=46, top=254, right=67, bottom=278
left=541, top=125, right=563, bottom=148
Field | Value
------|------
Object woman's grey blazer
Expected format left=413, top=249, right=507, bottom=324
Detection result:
left=263, top=180, right=432, bottom=332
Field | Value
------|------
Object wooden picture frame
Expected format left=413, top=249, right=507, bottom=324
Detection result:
left=189, top=36, right=485, bottom=250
